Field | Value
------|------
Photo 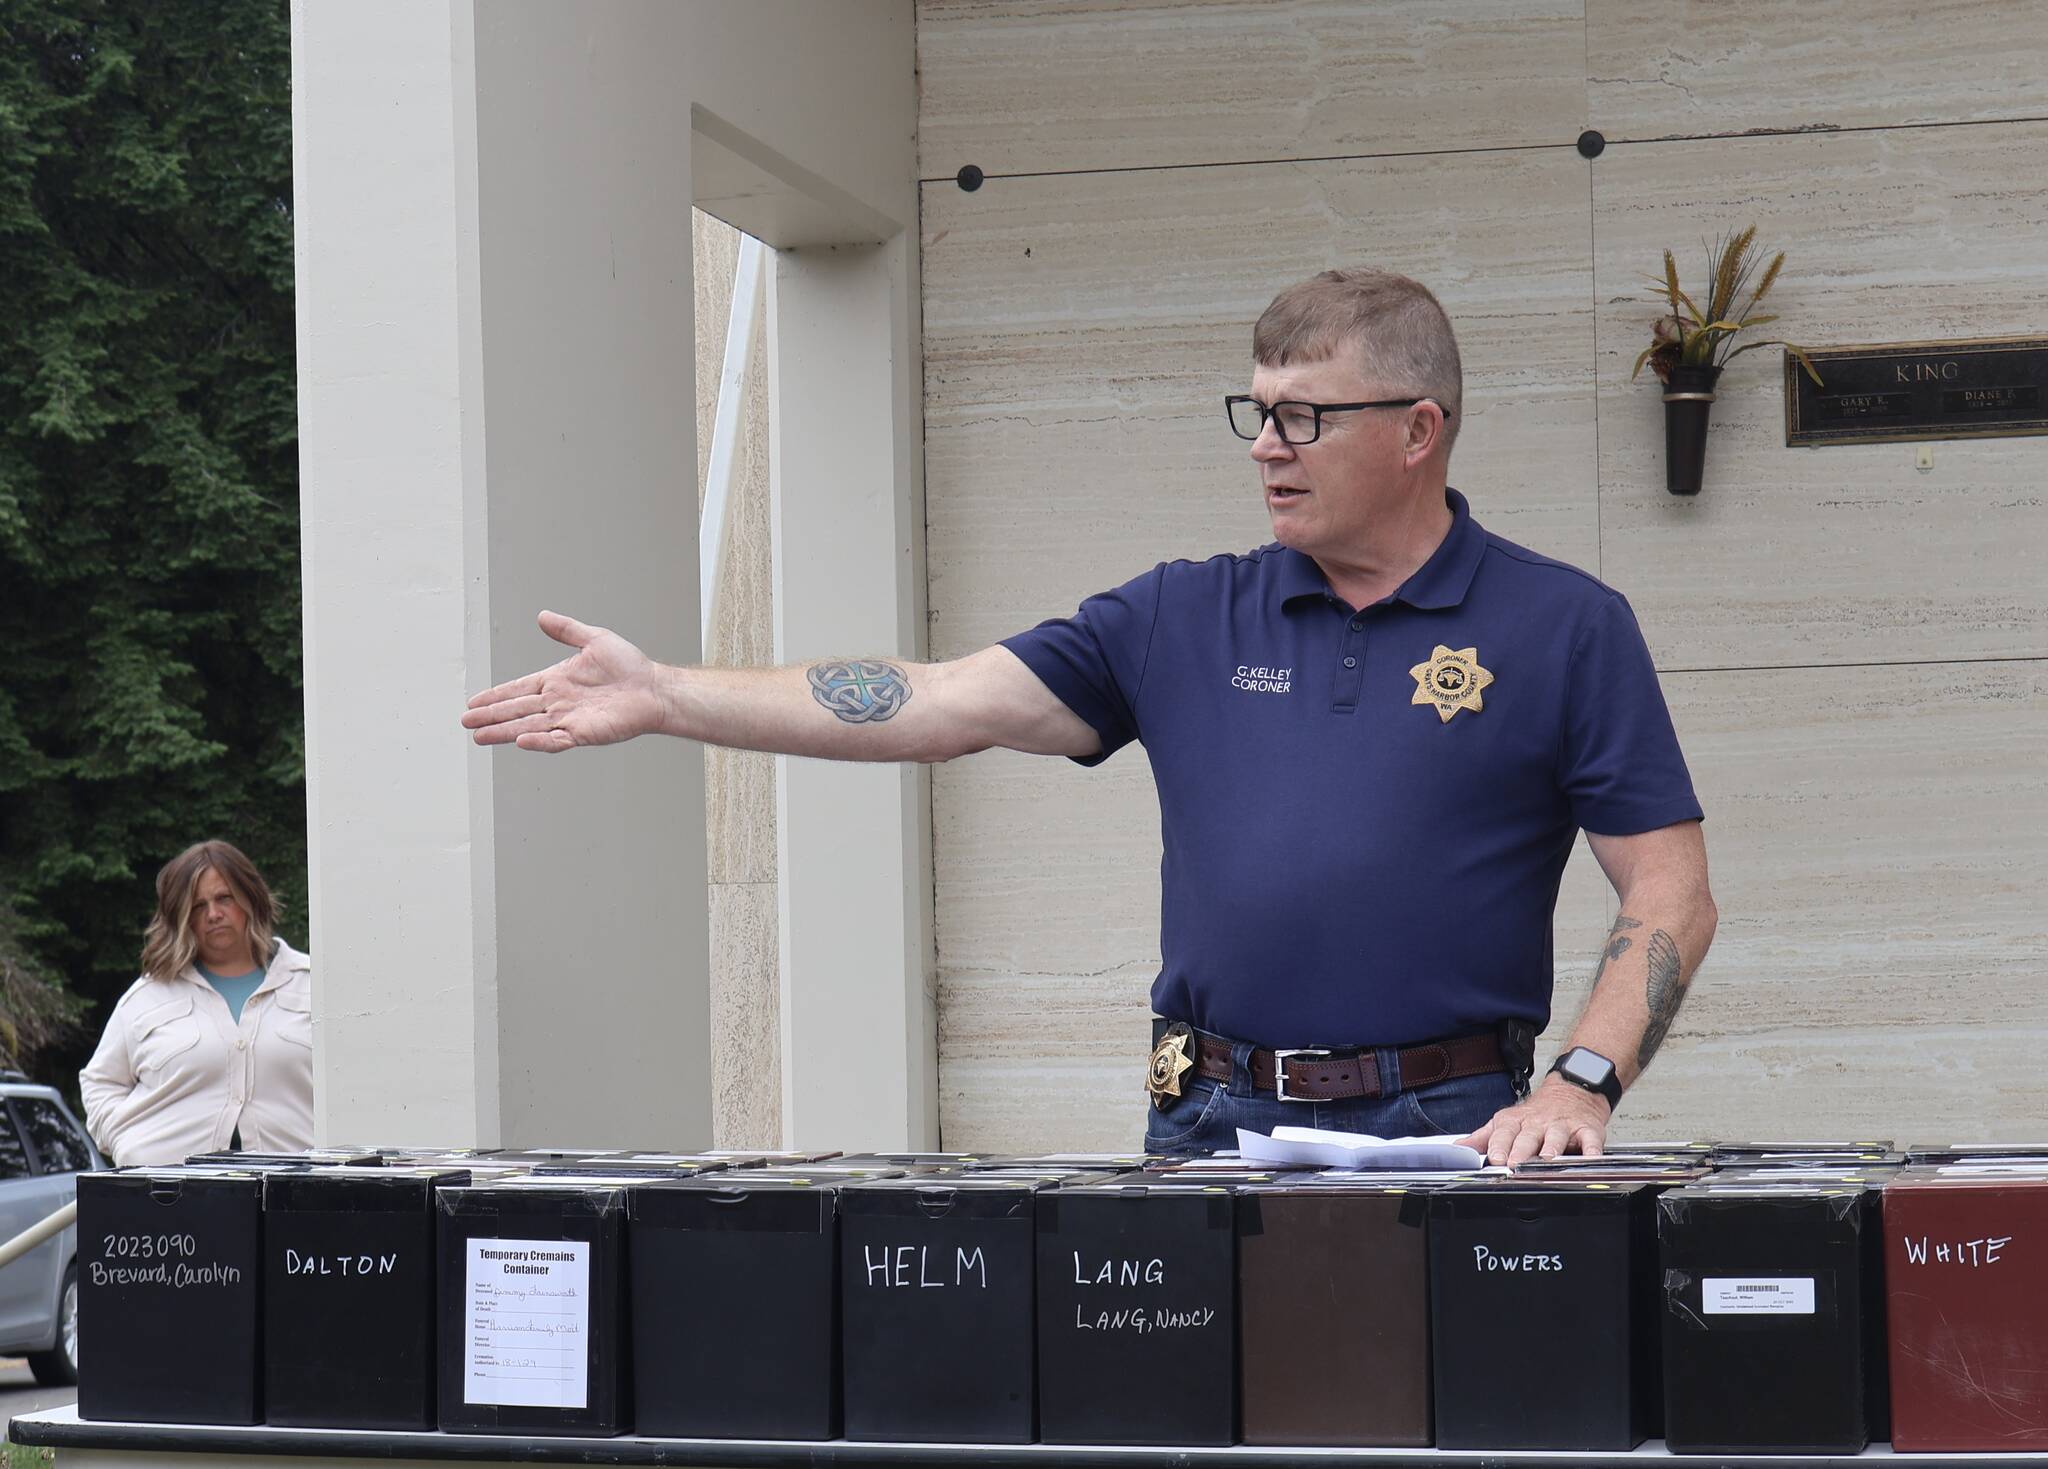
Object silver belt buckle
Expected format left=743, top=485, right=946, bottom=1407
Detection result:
left=1271, top=1048, right=1331, bottom=1102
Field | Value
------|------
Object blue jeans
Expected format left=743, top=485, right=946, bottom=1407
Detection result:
left=1142, top=1041, right=1517, bottom=1155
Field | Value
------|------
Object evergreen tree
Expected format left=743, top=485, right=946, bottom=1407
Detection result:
left=0, top=0, right=302, bottom=1088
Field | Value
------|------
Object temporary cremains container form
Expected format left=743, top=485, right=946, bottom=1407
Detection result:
left=433, top=1176, right=629, bottom=1437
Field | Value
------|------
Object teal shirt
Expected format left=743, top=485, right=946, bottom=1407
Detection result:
left=198, top=962, right=266, bottom=1022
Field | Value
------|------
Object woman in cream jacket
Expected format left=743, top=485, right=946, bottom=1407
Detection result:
left=81, top=840, right=314, bottom=1167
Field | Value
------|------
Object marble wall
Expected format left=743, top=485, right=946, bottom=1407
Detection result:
left=693, top=212, right=782, bottom=1149
left=917, top=1, right=2048, bottom=1148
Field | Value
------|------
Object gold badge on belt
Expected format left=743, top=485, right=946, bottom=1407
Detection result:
left=1409, top=644, right=1494, bottom=723
left=1146, top=1023, right=1195, bottom=1109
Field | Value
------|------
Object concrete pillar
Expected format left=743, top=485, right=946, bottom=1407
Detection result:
left=295, top=0, right=924, bottom=1150
left=295, top=0, right=706, bottom=1147
left=770, top=237, right=936, bottom=1150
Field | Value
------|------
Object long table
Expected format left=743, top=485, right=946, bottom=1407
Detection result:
left=11, top=1408, right=2043, bottom=1469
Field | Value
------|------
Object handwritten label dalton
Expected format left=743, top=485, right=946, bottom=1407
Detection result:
left=284, top=1248, right=399, bottom=1277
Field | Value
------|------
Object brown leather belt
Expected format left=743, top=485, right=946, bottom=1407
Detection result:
left=1177, top=1025, right=1508, bottom=1102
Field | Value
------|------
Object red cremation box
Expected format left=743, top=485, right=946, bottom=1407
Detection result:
left=1884, top=1169, right=2048, bottom=1450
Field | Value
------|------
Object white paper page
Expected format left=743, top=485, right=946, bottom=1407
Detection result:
left=463, top=1237, right=591, bottom=1408
left=1238, top=1126, right=1484, bottom=1171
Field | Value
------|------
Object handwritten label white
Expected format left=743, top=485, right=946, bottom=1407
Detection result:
left=463, top=1238, right=591, bottom=1408
left=1902, top=1234, right=2012, bottom=1267
left=1703, top=1277, right=1814, bottom=1315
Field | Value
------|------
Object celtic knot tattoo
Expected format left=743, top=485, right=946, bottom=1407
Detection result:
left=807, top=660, right=913, bottom=724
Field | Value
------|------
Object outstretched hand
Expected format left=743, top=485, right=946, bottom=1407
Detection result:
left=1456, top=1078, right=1610, bottom=1166
left=461, top=611, right=667, bottom=753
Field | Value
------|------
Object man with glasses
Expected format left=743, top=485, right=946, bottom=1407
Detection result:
left=464, top=268, right=1716, bottom=1165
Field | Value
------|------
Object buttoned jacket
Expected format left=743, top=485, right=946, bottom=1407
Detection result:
left=79, top=938, right=314, bottom=1166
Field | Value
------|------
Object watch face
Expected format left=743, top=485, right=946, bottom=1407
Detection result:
left=1560, top=1049, right=1615, bottom=1088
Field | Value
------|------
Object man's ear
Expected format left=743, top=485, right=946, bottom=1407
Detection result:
left=1404, top=402, right=1446, bottom=464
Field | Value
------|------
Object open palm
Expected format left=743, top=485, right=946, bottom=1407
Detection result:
left=461, top=611, right=666, bottom=753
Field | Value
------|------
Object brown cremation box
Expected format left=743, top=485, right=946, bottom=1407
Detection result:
left=1236, top=1181, right=1434, bottom=1446
left=1885, top=1168, right=2048, bottom=1450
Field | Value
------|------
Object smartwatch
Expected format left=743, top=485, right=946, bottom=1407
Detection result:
left=1547, top=1046, right=1623, bottom=1110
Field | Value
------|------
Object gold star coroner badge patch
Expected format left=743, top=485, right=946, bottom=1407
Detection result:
left=1410, top=645, right=1494, bottom=723
left=1146, top=1024, right=1195, bottom=1109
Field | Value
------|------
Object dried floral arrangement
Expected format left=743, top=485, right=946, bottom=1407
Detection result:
left=1631, top=226, right=1822, bottom=387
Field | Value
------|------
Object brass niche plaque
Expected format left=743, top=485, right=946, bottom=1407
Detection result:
left=1785, top=334, right=2048, bottom=447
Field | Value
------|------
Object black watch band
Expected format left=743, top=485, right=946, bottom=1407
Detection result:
left=1548, top=1046, right=1623, bottom=1110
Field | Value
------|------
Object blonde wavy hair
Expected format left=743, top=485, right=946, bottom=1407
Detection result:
left=139, top=841, right=278, bottom=982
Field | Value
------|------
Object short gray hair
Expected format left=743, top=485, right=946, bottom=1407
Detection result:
left=1253, top=268, right=1463, bottom=453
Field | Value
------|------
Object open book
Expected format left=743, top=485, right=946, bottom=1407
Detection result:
left=1236, top=1125, right=1485, bottom=1172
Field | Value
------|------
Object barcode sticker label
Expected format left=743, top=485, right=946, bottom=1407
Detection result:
left=1702, top=1276, right=1815, bottom=1315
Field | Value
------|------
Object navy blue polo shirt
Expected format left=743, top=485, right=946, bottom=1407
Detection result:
left=1000, top=488, right=1703, bottom=1049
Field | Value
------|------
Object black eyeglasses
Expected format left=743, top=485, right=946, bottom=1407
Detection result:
left=1224, top=394, right=1451, bottom=445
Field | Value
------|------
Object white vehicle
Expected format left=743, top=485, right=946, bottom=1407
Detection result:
left=0, top=1070, right=98, bottom=1385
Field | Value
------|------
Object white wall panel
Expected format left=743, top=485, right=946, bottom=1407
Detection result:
left=1592, top=124, right=2048, bottom=671
left=1588, top=0, right=2048, bottom=142
left=923, top=149, right=1601, bottom=657
left=1615, top=659, right=2048, bottom=1142
left=919, top=0, right=1586, bottom=179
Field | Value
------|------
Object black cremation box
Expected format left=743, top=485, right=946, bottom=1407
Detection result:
left=77, top=1168, right=265, bottom=1424
left=434, top=1177, right=629, bottom=1436
left=263, top=1166, right=468, bottom=1429
left=1658, top=1182, right=1872, bottom=1453
left=185, top=1149, right=384, bottom=1168
left=1706, top=1167, right=1894, bottom=1442
left=838, top=1177, right=1045, bottom=1442
left=1427, top=1180, right=1655, bottom=1451
left=629, top=1174, right=842, bottom=1438
left=1035, top=1175, right=1238, bottom=1446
